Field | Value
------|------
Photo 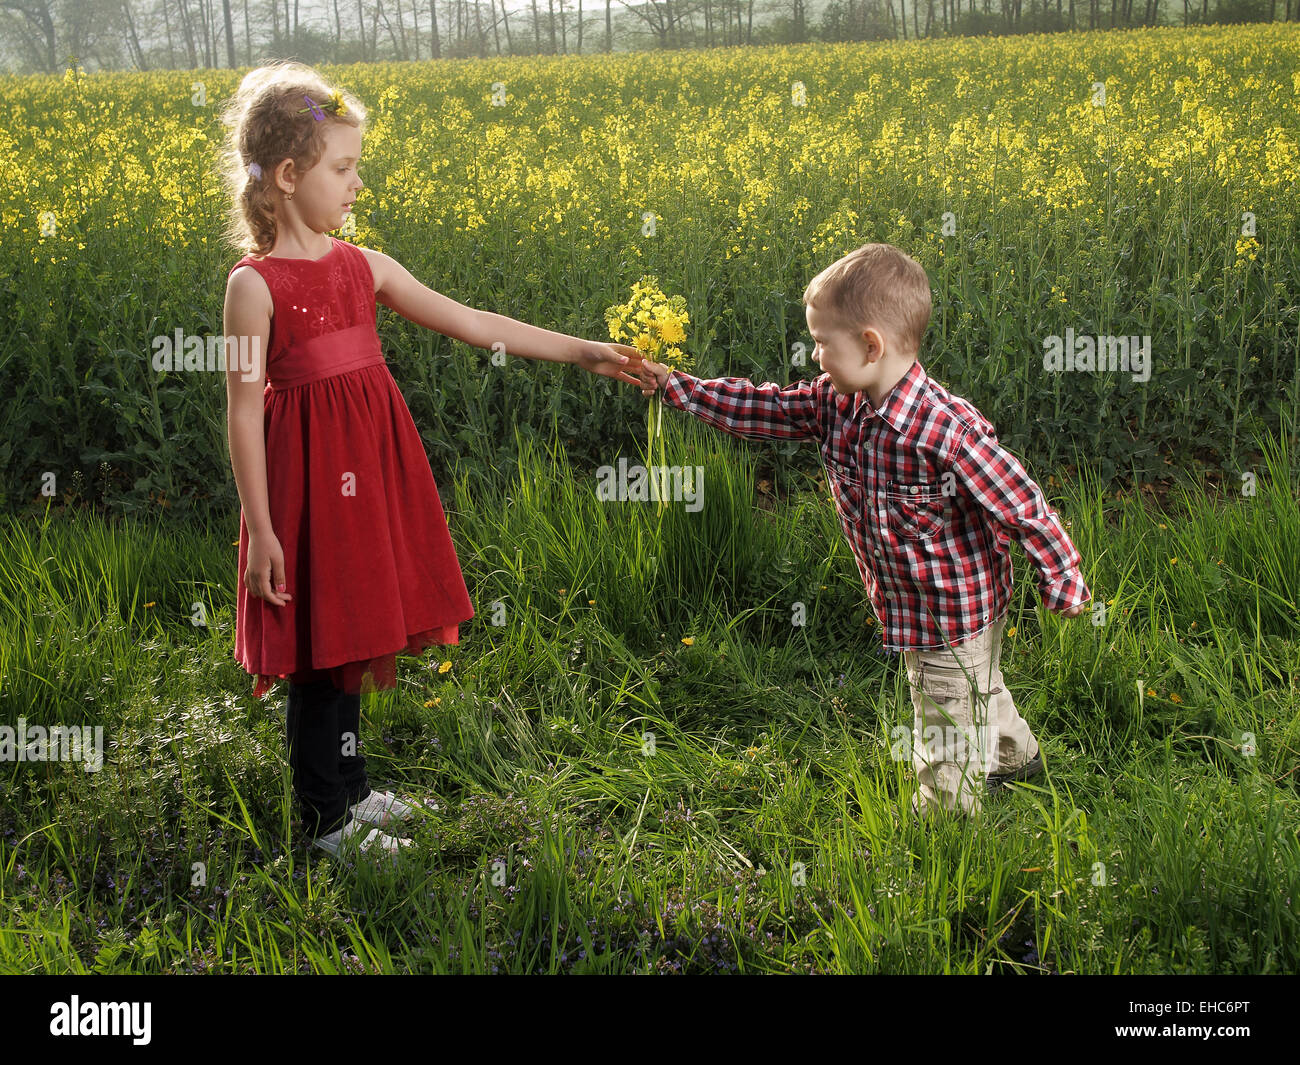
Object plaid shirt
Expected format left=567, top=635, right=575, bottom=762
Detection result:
left=660, top=359, right=1091, bottom=651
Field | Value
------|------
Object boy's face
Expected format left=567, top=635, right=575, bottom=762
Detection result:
left=282, top=122, right=365, bottom=233
left=806, top=303, right=891, bottom=396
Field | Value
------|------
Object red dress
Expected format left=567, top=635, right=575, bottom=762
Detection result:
left=229, top=236, right=474, bottom=698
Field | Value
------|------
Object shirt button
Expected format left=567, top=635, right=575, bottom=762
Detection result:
left=874, top=549, right=882, bottom=558
left=885, top=590, right=894, bottom=599
left=910, top=485, right=920, bottom=495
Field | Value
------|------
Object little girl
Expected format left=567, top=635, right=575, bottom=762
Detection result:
left=218, top=61, right=640, bottom=859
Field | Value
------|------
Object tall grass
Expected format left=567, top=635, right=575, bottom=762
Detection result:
left=1, top=417, right=1296, bottom=973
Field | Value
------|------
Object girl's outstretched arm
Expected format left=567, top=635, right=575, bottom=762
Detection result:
left=361, top=247, right=641, bottom=386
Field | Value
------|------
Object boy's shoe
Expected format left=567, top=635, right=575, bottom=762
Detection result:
left=908, top=795, right=970, bottom=827
left=987, top=749, right=1044, bottom=793
left=313, top=816, right=412, bottom=859
left=349, top=788, right=420, bottom=828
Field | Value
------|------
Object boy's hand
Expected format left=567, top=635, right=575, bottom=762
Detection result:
left=637, top=356, right=669, bottom=396
left=1055, top=599, right=1090, bottom=618
left=573, top=342, right=645, bottom=387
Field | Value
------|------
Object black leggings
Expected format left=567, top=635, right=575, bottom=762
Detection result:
left=285, top=674, right=372, bottom=839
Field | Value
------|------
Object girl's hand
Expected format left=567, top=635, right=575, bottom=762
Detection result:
left=574, top=342, right=644, bottom=387
left=246, top=530, right=293, bottom=606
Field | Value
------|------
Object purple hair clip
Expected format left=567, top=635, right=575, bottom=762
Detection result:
left=299, top=95, right=326, bottom=121
left=247, top=161, right=262, bottom=180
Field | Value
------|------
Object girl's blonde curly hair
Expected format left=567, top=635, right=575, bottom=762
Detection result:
left=217, top=60, right=367, bottom=257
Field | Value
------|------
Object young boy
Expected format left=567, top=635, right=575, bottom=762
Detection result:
left=633, top=243, right=1091, bottom=819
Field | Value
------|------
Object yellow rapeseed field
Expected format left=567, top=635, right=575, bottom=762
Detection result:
left=3, top=26, right=1294, bottom=272
left=1, top=24, right=1295, bottom=484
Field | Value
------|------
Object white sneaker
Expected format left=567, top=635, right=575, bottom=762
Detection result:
left=314, top=816, right=412, bottom=858
left=349, top=788, right=419, bottom=828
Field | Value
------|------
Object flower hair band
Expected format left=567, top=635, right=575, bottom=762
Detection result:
left=297, top=91, right=347, bottom=120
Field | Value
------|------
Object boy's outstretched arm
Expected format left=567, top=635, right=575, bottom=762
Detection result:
left=639, top=356, right=823, bottom=441
left=948, top=427, right=1092, bottom=616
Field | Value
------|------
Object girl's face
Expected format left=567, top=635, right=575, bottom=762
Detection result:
left=284, top=122, right=365, bottom=233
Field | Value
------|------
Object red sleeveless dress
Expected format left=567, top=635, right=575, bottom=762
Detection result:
left=228, top=236, right=474, bottom=698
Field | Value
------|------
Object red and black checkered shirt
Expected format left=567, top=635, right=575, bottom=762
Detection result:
left=660, top=359, right=1091, bottom=651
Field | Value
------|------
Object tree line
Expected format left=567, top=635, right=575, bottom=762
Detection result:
left=1, top=0, right=1295, bottom=74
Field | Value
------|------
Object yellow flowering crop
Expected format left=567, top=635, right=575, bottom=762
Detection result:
left=2, top=25, right=1294, bottom=486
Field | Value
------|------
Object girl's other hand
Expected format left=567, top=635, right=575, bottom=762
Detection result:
left=246, top=530, right=293, bottom=606
left=574, top=342, right=644, bottom=387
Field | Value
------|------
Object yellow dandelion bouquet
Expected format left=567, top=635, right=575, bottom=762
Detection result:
left=604, top=277, right=691, bottom=477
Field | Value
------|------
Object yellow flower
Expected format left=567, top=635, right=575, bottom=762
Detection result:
left=1170, top=693, right=1183, bottom=704
left=681, top=636, right=695, bottom=646
left=438, top=660, right=452, bottom=673
left=605, top=277, right=692, bottom=371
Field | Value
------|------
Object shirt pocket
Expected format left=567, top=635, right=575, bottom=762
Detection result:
left=826, top=459, right=867, bottom=526
left=884, top=479, right=948, bottom=540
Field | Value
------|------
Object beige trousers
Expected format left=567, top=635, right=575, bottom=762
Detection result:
left=901, top=613, right=1039, bottom=816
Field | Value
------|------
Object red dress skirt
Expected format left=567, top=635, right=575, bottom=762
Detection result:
left=229, top=237, right=474, bottom=697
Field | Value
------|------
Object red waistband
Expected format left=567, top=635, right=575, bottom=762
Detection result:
left=266, top=323, right=385, bottom=390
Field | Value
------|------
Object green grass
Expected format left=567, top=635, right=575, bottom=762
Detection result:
left=0, top=418, right=1297, bottom=973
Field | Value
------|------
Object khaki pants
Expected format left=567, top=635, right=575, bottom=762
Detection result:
left=902, top=613, right=1039, bottom=817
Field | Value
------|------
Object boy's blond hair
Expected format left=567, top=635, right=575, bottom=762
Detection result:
left=803, top=243, right=932, bottom=357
